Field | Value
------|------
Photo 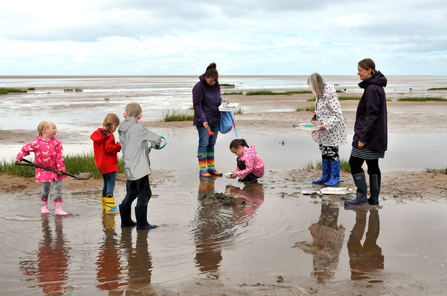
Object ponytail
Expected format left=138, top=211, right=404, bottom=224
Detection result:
left=230, top=138, right=249, bottom=149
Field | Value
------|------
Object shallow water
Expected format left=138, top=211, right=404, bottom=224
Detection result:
left=1, top=167, right=447, bottom=295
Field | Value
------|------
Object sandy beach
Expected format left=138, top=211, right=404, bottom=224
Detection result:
left=1, top=78, right=447, bottom=295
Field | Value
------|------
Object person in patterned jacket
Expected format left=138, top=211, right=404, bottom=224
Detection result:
left=307, top=73, right=348, bottom=186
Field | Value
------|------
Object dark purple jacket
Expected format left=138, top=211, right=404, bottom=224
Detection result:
left=192, top=74, right=221, bottom=127
left=352, top=71, right=388, bottom=152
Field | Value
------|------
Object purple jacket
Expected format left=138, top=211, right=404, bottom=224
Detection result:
left=192, top=74, right=221, bottom=127
left=352, top=71, right=388, bottom=152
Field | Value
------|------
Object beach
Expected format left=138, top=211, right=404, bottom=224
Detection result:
left=1, top=76, right=447, bottom=295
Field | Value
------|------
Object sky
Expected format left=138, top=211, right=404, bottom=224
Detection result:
left=1, top=0, right=446, bottom=76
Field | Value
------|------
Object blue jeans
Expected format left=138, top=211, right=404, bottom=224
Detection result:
left=102, top=171, right=117, bottom=197
left=196, top=125, right=219, bottom=154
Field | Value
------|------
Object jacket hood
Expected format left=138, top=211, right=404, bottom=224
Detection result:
left=245, top=145, right=257, bottom=155
left=359, top=71, right=387, bottom=89
left=90, top=128, right=110, bottom=143
left=118, top=118, right=136, bottom=134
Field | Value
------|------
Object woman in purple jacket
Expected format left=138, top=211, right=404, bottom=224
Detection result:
left=345, top=59, right=387, bottom=207
left=193, top=63, right=223, bottom=178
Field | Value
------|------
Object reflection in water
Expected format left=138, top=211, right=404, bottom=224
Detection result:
left=193, top=178, right=265, bottom=279
left=226, top=183, right=265, bottom=222
left=347, top=208, right=384, bottom=280
left=19, top=216, right=70, bottom=295
left=96, top=212, right=123, bottom=292
left=121, top=227, right=152, bottom=291
left=294, top=202, right=345, bottom=283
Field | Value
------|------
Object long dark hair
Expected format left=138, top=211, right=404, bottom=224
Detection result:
left=205, top=62, right=218, bottom=80
left=230, top=138, right=249, bottom=149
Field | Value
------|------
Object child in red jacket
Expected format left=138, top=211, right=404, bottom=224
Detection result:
left=91, top=114, right=122, bottom=214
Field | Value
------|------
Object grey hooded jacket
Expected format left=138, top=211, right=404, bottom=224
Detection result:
left=118, top=118, right=161, bottom=181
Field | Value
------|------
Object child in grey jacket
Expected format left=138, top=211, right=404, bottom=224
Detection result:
left=118, top=102, right=162, bottom=230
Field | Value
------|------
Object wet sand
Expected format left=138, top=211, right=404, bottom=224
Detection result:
left=1, top=85, right=447, bottom=295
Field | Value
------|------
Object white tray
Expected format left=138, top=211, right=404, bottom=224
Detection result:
left=302, top=188, right=353, bottom=195
left=219, top=102, right=239, bottom=112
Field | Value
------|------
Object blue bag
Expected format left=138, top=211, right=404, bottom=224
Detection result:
left=220, top=111, right=236, bottom=135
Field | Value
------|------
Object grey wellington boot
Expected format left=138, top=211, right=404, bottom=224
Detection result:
left=344, top=172, right=369, bottom=206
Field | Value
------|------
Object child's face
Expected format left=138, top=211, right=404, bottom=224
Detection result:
left=231, top=146, right=244, bottom=157
left=109, top=124, right=118, bottom=133
left=43, top=124, right=57, bottom=139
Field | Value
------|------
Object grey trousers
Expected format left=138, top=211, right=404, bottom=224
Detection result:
left=41, top=180, right=63, bottom=201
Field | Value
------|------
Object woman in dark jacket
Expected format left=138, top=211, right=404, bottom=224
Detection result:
left=345, top=58, right=387, bottom=206
left=192, top=63, right=223, bottom=178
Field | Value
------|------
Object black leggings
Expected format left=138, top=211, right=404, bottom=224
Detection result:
left=349, top=156, right=381, bottom=176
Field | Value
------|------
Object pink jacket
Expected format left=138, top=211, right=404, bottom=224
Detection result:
left=235, top=145, right=264, bottom=179
left=16, top=136, right=68, bottom=182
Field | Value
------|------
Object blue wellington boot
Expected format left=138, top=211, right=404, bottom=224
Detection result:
left=324, top=160, right=340, bottom=186
left=312, top=159, right=331, bottom=183
left=344, top=172, right=369, bottom=206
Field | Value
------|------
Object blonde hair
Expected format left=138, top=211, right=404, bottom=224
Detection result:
left=103, top=113, right=120, bottom=132
left=37, top=121, right=55, bottom=138
left=125, top=102, right=142, bottom=118
left=307, top=73, right=325, bottom=99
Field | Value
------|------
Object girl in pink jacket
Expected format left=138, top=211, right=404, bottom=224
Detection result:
left=229, top=139, right=264, bottom=183
left=15, top=121, right=69, bottom=215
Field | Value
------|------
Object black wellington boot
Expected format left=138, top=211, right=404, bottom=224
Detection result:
left=368, top=174, right=380, bottom=206
left=135, top=206, right=157, bottom=230
left=119, top=204, right=136, bottom=227
left=345, top=172, right=369, bottom=206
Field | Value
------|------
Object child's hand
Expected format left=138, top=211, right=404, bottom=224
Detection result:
left=57, top=171, right=63, bottom=176
left=230, top=171, right=238, bottom=179
left=14, top=159, right=21, bottom=164
left=148, top=148, right=152, bottom=153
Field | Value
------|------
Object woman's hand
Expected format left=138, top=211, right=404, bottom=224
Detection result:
left=318, top=125, right=326, bottom=131
left=230, top=171, right=238, bottom=179
left=358, top=141, right=365, bottom=148
left=14, top=159, right=21, bottom=164
left=203, top=122, right=209, bottom=129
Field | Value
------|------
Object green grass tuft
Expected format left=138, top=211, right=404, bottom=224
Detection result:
left=222, top=91, right=243, bottom=95
left=425, top=167, right=447, bottom=174
left=245, top=90, right=311, bottom=96
left=295, top=106, right=315, bottom=112
left=0, top=153, right=125, bottom=179
left=303, top=159, right=351, bottom=172
left=427, top=88, right=447, bottom=91
left=0, top=88, right=27, bottom=94
left=27, top=87, right=35, bottom=90
left=397, top=96, right=447, bottom=102
left=307, top=97, right=316, bottom=102
left=235, top=108, right=244, bottom=115
left=220, top=83, right=235, bottom=87
left=338, top=96, right=361, bottom=100
left=162, top=109, right=194, bottom=122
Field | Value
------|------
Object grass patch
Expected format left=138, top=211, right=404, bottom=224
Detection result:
left=397, top=96, right=447, bottom=102
left=64, top=89, right=74, bottom=92
left=338, top=96, right=361, bottom=100
left=0, top=153, right=124, bottom=179
left=307, top=97, right=316, bottom=102
left=302, top=159, right=351, bottom=173
left=0, top=88, right=27, bottom=94
left=296, top=106, right=315, bottom=112
left=162, top=109, right=194, bottom=122
left=222, top=91, right=243, bottom=95
left=427, top=88, right=447, bottom=90
left=425, top=167, right=447, bottom=174
left=75, top=88, right=83, bottom=92
left=235, top=108, right=244, bottom=115
left=27, top=87, right=35, bottom=90
left=220, top=83, right=235, bottom=87
left=245, top=90, right=311, bottom=96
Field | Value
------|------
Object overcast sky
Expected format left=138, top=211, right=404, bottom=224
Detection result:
left=1, top=0, right=446, bottom=75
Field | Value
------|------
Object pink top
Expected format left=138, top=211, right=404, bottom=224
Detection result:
left=235, top=145, right=265, bottom=179
left=16, top=136, right=68, bottom=182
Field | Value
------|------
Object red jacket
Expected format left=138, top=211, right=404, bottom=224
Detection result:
left=90, top=128, right=122, bottom=175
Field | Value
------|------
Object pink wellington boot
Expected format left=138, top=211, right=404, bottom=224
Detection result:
left=54, top=200, right=69, bottom=216
left=41, top=199, right=49, bottom=214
